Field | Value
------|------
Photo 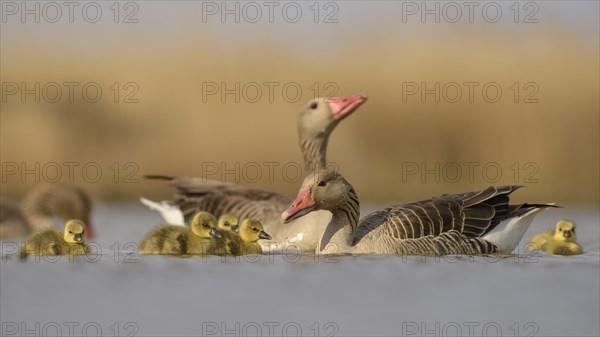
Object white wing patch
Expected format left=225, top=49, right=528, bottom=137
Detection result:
left=140, top=197, right=185, bottom=226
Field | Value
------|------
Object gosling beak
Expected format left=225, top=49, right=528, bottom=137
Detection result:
left=281, top=187, right=315, bottom=224
left=210, top=228, right=222, bottom=238
left=231, top=225, right=239, bottom=233
left=85, top=223, right=94, bottom=240
left=327, top=93, right=368, bottom=121
left=73, top=233, right=83, bottom=243
left=563, top=231, right=572, bottom=239
left=259, top=231, right=272, bottom=240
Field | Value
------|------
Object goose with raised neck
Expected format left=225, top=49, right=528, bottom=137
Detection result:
left=142, top=94, right=367, bottom=252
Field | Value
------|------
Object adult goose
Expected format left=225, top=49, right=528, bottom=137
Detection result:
left=0, top=184, right=94, bottom=239
left=142, top=94, right=367, bottom=251
left=282, top=170, right=556, bottom=255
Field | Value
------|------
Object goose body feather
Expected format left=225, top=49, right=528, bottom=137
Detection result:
left=283, top=170, right=555, bottom=255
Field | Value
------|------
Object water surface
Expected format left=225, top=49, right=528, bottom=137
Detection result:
left=1, top=205, right=598, bottom=336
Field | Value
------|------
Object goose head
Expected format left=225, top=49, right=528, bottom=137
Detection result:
left=298, top=94, right=367, bottom=143
left=63, top=219, right=86, bottom=243
left=217, top=214, right=239, bottom=233
left=553, top=219, right=577, bottom=242
left=282, top=170, right=352, bottom=223
left=232, top=219, right=272, bottom=243
left=190, top=212, right=221, bottom=239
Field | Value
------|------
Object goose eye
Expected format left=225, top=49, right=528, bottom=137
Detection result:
left=69, top=231, right=73, bottom=234
left=224, top=222, right=229, bottom=227
left=310, top=102, right=318, bottom=109
left=559, top=228, right=562, bottom=232
left=253, top=228, right=259, bottom=232
left=318, top=180, right=326, bottom=187
left=203, top=223, right=209, bottom=228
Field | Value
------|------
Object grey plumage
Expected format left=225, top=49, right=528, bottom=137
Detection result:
left=353, top=185, right=533, bottom=246
left=143, top=95, right=367, bottom=251
left=283, top=170, right=555, bottom=255
left=169, top=178, right=291, bottom=225
left=0, top=184, right=92, bottom=239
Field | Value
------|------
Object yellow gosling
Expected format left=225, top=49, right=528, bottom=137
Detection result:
left=214, top=214, right=240, bottom=255
left=230, top=219, right=271, bottom=256
left=139, top=212, right=221, bottom=256
left=19, top=219, right=90, bottom=261
left=528, top=219, right=583, bottom=256
left=187, top=211, right=221, bottom=255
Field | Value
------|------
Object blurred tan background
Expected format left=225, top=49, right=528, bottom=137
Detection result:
left=1, top=1, right=598, bottom=206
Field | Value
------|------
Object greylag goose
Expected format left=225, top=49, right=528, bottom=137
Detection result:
left=142, top=94, right=367, bottom=251
left=19, top=219, right=90, bottom=260
left=282, top=170, right=556, bottom=255
left=1, top=184, right=94, bottom=240
left=528, top=220, right=583, bottom=255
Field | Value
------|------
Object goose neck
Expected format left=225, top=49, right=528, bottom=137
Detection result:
left=317, top=188, right=361, bottom=254
left=299, top=134, right=328, bottom=171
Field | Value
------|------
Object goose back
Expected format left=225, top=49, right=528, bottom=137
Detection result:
left=353, top=185, right=523, bottom=246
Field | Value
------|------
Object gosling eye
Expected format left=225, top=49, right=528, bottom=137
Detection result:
left=252, top=228, right=259, bottom=233
left=318, top=180, right=327, bottom=187
left=68, top=231, right=73, bottom=234
left=559, top=228, right=562, bottom=232
left=203, top=223, right=209, bottom=228
left=224, top=222, right=230, bottom=227
left=310, top=102, right=318, bottom=109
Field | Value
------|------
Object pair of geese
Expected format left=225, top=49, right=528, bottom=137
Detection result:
left=0, top=94, right=555, bottom=256
left=141, top=94, right=556, bottom=256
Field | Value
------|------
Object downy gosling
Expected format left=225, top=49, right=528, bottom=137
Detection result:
left=19, top=219, right=90, bottom=260
left=214, top=214, right=240, bottom=255
left=528, top=219, right=583, bottom=256
left=227, top=219, right=271, bottom=256
left=139, top=211, right=222, bottom=256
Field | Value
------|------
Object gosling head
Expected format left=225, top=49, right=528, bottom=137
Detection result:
left=554, top=219, right=577, bottom=242
left=190, top=212, right=221, bottom=239
left=282, top=169, right=353, bottom=223
left=298, top=94, right=367, bottom=144
left=64, top=219, right=86, bottom=243
left=217, top=214, right=239, bottom=233
left=232, top=219, right=272, bottom=243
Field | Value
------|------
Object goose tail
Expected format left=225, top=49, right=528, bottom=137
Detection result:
left=139, top=197, right=186, bottom=226
left=483, top=203, right=557, bottom=254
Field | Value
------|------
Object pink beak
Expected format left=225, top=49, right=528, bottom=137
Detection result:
left=281, top=187, right=316, bottom=223
left=326, top=93, right=368, bottom=120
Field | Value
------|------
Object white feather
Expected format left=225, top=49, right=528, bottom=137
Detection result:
left=139, top=197, right=185, bottom=226
left=483, top=205, right=553, bottom=254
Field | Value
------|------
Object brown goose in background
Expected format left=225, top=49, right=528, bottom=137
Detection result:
left=142, top=94, right=367, bottom=252
left=0, top=184, right=94, bottom=240
left=282, top=170, right=556, bottom=255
